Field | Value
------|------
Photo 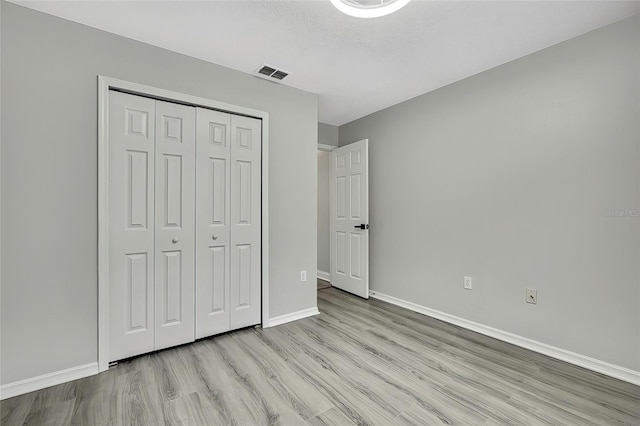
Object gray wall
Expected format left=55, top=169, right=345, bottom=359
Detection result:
left=1, top=2, right=318, bottom=385
left=340, top=16, right=640, bottom=371
left=317, top=123, right=338, bottom=274
left=317, top=150, right=331, bottom=274
left=318, top=122, right=339, bottom=147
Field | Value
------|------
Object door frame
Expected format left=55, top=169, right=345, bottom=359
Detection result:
left=317, top=143, right=336, bottom=152
left=97, top=76, right=270, bottom=372
left=317, top=144, right=335, bottom=282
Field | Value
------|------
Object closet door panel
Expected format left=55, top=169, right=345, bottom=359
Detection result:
left=230, top=115, right=262, bottom=329
left=109, top=91, right=156, bottom=362
left=195, top=109, right=231, bottom=338
left=154, top=100, right=196, bottom=351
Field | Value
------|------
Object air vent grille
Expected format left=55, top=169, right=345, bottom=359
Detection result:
left=271, top=70, right=289, bottom=80
left=258, top=65, right=276, bottom=76
left=255, top=64, right=289, bottom=82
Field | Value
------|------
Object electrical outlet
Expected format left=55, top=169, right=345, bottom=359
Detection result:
left=464, top=276, right=472, bottom=290
left=526, top=288, right=537, bottom=304
left=300, top=270, right=307, bottom=282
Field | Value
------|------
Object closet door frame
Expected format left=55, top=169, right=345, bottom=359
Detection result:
left=97, top=76, right=270, bottom=373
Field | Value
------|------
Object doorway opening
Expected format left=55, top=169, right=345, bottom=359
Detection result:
left=317, top=144, right=334, bottom=292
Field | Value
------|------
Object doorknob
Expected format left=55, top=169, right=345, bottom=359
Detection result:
left=354, top=224, right=369, bottom=230
left=171, top=237, right=179, bottom=244
left=212, top=234, right=218, bottom=240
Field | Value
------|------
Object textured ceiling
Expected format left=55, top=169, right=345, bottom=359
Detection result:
left=12, top=0, right=640, bottom=126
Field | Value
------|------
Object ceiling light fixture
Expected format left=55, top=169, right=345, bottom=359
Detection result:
left=330, top=0, right=412, bottom=18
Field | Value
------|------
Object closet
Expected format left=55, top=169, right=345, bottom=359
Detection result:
left=108, top=91, right=261, bottom=362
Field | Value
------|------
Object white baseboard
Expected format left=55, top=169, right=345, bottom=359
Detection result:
left=317, top=270, right=331, bottom=282
left=0, top=362, right=99, bottom=400
left=265, top=307, right=320, bottom=328
left=369, top=290, right=640, bottom=386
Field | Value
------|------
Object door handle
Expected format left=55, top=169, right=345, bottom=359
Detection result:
left=171, top=237, right=179, bottom=244
left=212, top=234, right=218, bottom=240
left=354, top=224, right=369, bottom=230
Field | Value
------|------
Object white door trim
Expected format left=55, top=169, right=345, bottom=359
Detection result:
left=98, top=76, right=270, bottom=372
left=318, top=144, right=335, bottom=286
left=317, top=143, right=336, bottom=152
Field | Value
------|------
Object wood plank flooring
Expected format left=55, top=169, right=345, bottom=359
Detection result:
left=2, top=284, right=639, bottom=425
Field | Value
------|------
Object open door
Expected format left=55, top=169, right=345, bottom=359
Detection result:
left=330, top=139, right=369, bottom=298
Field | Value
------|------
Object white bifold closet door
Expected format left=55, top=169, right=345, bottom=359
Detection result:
left=195, top=109, right=231, bottom=337
left=109, top=91, right=261, bottom=363
left=109, top=92, right=156, bottom=361
left=109, top=91, right=195, bottom=361
left=195, top=109, right=262, bottom=337
left=153, top=100, right=196, bottom=351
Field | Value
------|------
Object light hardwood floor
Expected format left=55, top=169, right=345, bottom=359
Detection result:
left=2, top=284, right=639, bottom=425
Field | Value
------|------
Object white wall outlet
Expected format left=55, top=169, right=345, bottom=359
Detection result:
left=526, top=288, right=537, bottom=304
left=300, top=270, right=307, bottom=282
left=463, top=276, right=472, bottom=290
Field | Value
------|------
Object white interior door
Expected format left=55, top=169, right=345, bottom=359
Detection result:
left=195, top=108, right=231, bottom=338
left=109, top=91, right=156, bottom=361
left=230, top=115, right=262, bottom=329
left=330, top=140, right=369, bottom=299
left=154, top=100, right=196, bottom=350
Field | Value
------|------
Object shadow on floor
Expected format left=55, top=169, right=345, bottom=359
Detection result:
left=317, top=279, right=331, bottom=291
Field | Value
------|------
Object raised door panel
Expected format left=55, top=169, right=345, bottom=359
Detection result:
left=350, top=174, right=361, bottom=220
left=127, top=151, right=150, bottom=229
left=336, top=176, right=347, bottom=219
left=350, top=233, right=362, bottom=279
left=230, top=115, right=262, bottom=329
left=109, top=91, right=156, bottom=361
left=209, top=158, right=227, bottom=225
left=336, top=232, right=346, bottom=275
left=195, top=108, right=231, bottom=338
left=208, top=246, right=227, bottom=312
left=126, top=253, right=150, bottom=331
left=154, top=100, right=196, bottom=351
left=236, top=161, right=252, bottom=225
left=236, top=244, right=251, bottom=307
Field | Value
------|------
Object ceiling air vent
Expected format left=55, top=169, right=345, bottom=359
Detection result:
left=271, top=70, right=289, bottom=80
left=258, top=65, right=276, bottom=76
left=255, top=64, right=289, bottom=82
